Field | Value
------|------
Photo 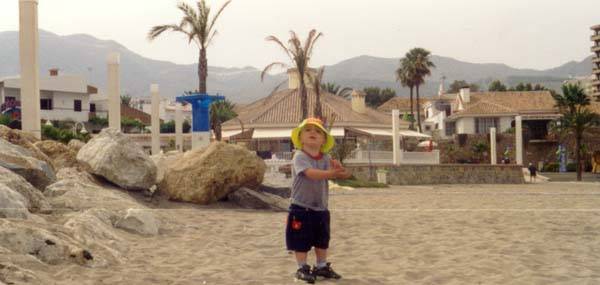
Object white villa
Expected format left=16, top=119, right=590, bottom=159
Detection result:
left=381, top=87, right=560, bottom=140
left=0, top=69, right=97, bottom=122
left=131, top=97, right=192, bottom=122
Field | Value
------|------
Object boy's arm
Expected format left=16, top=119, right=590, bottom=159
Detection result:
left=304, top=168, right=342, bottom=181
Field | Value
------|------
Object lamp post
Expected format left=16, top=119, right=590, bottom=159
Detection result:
left=73, top=121, right=88, bottom=136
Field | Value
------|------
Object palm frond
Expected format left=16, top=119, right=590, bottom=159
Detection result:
left=147, top=24, right=188, bottom=41
left=261, top=62, right=288, bottom=82
left=207, top=0, right=232, bottom=35
left=265, top=35, right=292, bottom=60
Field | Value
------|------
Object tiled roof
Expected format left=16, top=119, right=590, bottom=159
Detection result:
left=378, top=97, right=433, bottom=113
left=447, top=91, right=558, bottom=119
left=223, top=89, right=395, bottom=128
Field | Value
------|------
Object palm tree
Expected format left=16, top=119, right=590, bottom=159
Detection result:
left=261, top=30, right=323, bottom=119
left=396, top=59, right=416, bottom=130
left=148, top=0, right=231, bottom=94
left=210, top=99, right=237, bottom=141
left=312, top=67, right=325, bottom=119
left=404, top=48, right=435, bottom=132
left=552, top=83, right=600, bottom=181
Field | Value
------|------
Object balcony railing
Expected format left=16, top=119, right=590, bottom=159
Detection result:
left=592, top=34, right=600, bottom=42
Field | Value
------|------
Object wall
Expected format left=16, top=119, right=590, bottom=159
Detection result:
left=349, top=164, right=525, bottom=185
left=499, top=117, right=513, bottom=132
left=44, top=91, right=89, bottom=122
left=456, top=117, right=475, bottom=134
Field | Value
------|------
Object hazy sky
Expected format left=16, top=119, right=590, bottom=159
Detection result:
left=0, top=0, right=598, bottom=70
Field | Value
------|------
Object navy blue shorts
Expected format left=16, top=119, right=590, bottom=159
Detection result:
left=285, top=204, right=330, bottom=252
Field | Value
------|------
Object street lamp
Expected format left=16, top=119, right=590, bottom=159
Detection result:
left=73, top=122, right=88, bottom=136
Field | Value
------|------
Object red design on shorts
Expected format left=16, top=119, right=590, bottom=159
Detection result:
left=292, top=220, right=302, bottom=230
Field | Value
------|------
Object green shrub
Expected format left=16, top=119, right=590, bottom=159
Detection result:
left=0, top=114, right=11, bottom=126
left=334, top=179, right=388, bottom=188
left=89, top=116, right=108, bottom=127
left=42, top=125, right=89, bottom=144
left=566, top=163, right=577, bottom=172
left=542, top=162, right=559, bottom=172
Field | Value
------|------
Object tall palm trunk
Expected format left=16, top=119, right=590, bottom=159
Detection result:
left=315, top=88, right=322, bottom=119
left=199, top=47, right=208, bottom=93
left=576, top=133, right=582, bottom=181
left=416, top=84, right=422, bottom=132
left=299, top=70, right=308, bottom=119
left=214, top=122, right=222, bottom=141
left=409, top=86, right=414, bottom=130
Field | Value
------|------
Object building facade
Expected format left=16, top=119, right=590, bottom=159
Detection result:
left=0, top=69, right=97, bottom=122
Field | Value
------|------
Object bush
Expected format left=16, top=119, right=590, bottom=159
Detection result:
left=566, top=163, right=577, bottom=172
left=42, top=125, right=89, bottom=144
left=0, top=114, right=11, bottom=126
left=334, top=179, right=388, bottom=188
left=542, top=162, right=559, bottom=172
left=161, top=120, right=192, bottom=133
left=89, top=116, right=108, bottom=127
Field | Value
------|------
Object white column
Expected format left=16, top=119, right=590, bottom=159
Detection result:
left=19, top=0, right=41, bottom=139
left=175, top=102, right=183, bottom=151
left=490, top=127, right=497, bottom=165
left=107, top=52, right=121, bottom=130
left=150, top=84, right=160, bottom=155
left=515, top=116, right=523, bottom=165
left=392, top=109, right=401, bottom=165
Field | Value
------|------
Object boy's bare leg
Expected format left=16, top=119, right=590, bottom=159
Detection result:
left=315, top=247, right=327, bottom=265
left=295, top=251, right=308, bottom=265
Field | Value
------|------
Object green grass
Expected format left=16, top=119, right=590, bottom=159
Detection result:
left=334, top=179, right=388, bottom=188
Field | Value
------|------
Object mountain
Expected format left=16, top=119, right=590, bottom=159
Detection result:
left=0, top=30, right=594, bottom=103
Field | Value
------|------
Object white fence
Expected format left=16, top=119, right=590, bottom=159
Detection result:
left=263, top=150, right=440, bottom=167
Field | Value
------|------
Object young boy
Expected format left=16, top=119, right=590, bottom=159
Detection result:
left=286, top=118, right=351, bottom=283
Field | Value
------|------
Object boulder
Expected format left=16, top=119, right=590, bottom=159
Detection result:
left=0, top=125, right=53, bottom=168
left=0, top=184, right=30, bottom=219
left=0, top=262, right=41, bottom=285
left=33, top=140, right=78, bottom=170
left=67, top=139, right=85, bottom=152
left=76, top=128, right=157, bottom=191
left=0, top=219, right=92, bottom=265
left=0, top=138, right=56, bottom=190
left=159, top=142, right=266, bottom=204
left=150, top=151, right=181, bottom=185
left=115, top=208, right=159, bottom=236
left=227, top=187, right=289, bottom=211
left=0, top=166, right=51, bottom=214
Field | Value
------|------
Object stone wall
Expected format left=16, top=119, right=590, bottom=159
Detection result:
left=348, top=164, right=525, bottom=185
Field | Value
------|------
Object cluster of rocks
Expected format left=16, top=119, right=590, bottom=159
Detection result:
left=0, top=125, right=289, bottom=284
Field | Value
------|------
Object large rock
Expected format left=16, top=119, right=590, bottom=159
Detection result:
left=159, top=142, right=266, bottom=204
left=0, top=184, right=30, bottom=219
left=34, top=140, right=78, bottom=170
left=0, top=125, right=53, bottom=168
left=0, top=138, right=56, bottom=190
left=115, top=208, right=159, bottom=236
left=67, top=139, right=85, bottom=152
left=150, top=151, right=181, bottom=185
left=0, top=166, right=51, bottom=214
left=227, top=187, right=289, bottom=211
left=0, top=219, right=93, bottom=265
left=76, top=128, right=157, bottom=190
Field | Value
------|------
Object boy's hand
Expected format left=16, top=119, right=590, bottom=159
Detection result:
left=331, top=159, right=343, bottom=170
left=328, top=168, right=348, bottom=179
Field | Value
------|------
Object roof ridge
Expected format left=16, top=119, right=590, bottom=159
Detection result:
left=471, top=100, right=516, bottom=112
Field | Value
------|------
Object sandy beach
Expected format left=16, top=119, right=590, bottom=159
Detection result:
left=5, top=182, right=592, bottom=285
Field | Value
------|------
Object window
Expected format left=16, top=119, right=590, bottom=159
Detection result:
left=425, top=125, right=431, bottom=131
left=475, top=117, right=499, bottom=134
left=40, top=99, right=53, bottom=110
left=90, top=103, right=96, bottom=113
left=74, top=100, right=82, bottom=112
left=445, top=122, right=456, bottom=136
left=435, top=123, right=439, bottom=130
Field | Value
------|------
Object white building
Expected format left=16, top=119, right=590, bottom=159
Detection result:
left=131, top=97, right=192, bottom=122
left=0, top=69, right=97, bottom=122
left=423, top=88, right=560, bottom=140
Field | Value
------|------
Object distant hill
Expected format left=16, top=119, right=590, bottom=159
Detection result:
left=0, top=30, right=593, bottom=103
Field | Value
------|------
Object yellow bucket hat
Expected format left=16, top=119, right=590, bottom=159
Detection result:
left=291, top=118, right=335, bottom=153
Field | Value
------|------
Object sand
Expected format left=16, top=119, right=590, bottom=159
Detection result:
left=14, top=182, right=600, bottom=284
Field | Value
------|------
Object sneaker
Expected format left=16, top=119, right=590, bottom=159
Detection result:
left=295, top=264, right=316, bottom=284
left=313, top=262, right=342, bottom=279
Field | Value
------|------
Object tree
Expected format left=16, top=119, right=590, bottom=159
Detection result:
left=120, top=94, right=132, bottom=106
left=148, top=0, right=231, bottom=93
left=210, top=99, right=237, bottom=141
left=488, top=80, right=507, bottom=91
left=396, top=59, right=416, bottom=130
left=405, top=48, right=435, bottom=133
left=320, top=82, right=353, bottom=99
left=262, top=30, right=323, bottom=120
left=552, top=83, right=600, bottom=181
left=447, top=80, right=479, bottom=93
left=363, top=87, right=396, bottom=108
